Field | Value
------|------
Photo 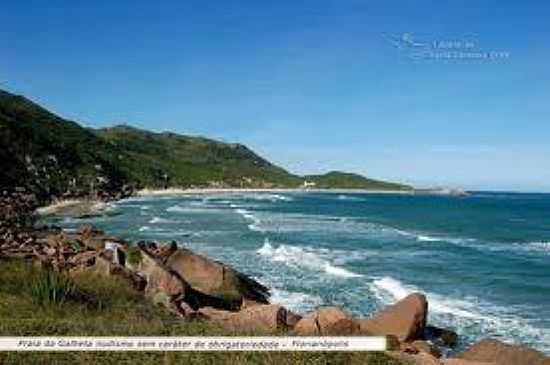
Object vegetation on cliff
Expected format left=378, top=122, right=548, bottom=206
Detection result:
left=0, top=90, right=129, bottom=202
left=95, top=125, right=300, bottom=188
left=305, top=171, right=409, bottom=190
left=0, top=88, right=411, bottom=203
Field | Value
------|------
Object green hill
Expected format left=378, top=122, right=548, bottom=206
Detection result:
left=0, top=90, right=129, bottom=202
left=0, top=88, right=411, bottom=202
left=95, top=125, right=301, bottom=188
left=305, top=171, right=410, bottom=190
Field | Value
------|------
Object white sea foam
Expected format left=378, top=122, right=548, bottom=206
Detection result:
left=269, top=288, right=323, bottom=313
left=371, top=277, right=477, bottom=319
left=257, top=240, right=363, bottom=278
left=521, top=241, right=550, bottom=253
left=166, top=205, right=185, bottom=213
left=371, top=277, right=411, bottom=303
left=417, top=235, right=443, bottom=242
left=214, top=199, right=232, bottom=205
left=189, top=200, right=208, bottom=207
left=247, top=193, right=293, bottom=202
left=91, top=201, right=117, bottom=213
left=166, top=204, right=223, bottom=214
left=415, top=232, right=549, bottom=256
left=394, top=229, right=415, bottom=237
left=234, top=208, right=264, bottom=232
left=333, top=249, right=376, bottom=264
left=416, top=234, right=476, bottom=245
left=245, top=212, right=394, bottom=237
left=415, top=234, right=550, bottom=257
left=149, top=216, right=176, bottom=224
left=337, top=195, right=365, bottom=202
left=370, top=276, right=550, bottom=353
left=138, top=225, right=176, bottom=234
left=117, top=196, right=157, bottom=203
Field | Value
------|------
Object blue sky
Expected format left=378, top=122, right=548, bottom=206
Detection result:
left=2, top=1, right=549, bottom=191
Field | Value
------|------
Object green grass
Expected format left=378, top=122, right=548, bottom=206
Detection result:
left=0, top=260, right=402, bottom=365
left=29, top=270, right=77, bottom=307
left=125, top=246, right=143, bottom=267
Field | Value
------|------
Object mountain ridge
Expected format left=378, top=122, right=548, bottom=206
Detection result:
left=0, top=88, right=411, bottom=202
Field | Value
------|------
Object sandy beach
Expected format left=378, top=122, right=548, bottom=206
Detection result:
left=35, top=199, right=114, bottom=216
left=35, top=199, right=85, bottom=215
left=136, top=187, right=414, bottom=196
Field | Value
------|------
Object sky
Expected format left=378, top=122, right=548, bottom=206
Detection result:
left=1, top=1, right=549, bottom=192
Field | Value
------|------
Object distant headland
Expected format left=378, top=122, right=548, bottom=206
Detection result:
left=0, top=89, right=411, bottom=207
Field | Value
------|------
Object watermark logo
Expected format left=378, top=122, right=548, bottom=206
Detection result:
left=385, top=33, right=510, bottom=61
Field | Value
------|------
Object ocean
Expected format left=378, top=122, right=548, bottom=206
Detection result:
left=47, top=191, right=550, bottom=354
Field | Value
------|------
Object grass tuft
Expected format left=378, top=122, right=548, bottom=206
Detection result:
left=29, top=270, right=76, bottom=307
left=0, top=259, right=403, bottom=365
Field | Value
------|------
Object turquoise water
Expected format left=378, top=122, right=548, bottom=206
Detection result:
left=48, top=192, right=550, bottom=353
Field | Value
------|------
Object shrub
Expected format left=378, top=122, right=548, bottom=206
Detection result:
left=29, top=269, right=77, bottom=307
left=126, top=246, right=143, bottom=266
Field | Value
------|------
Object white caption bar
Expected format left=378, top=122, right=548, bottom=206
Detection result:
left=0, top=336, right=387, bottom=352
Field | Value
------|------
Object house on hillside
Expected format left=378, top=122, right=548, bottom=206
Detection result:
left=302, top=180, right=316, bottom=189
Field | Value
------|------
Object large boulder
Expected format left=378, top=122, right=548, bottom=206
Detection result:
left=67, top=250, right=97, bottom=268
left=165, top=247, right=269, bottom=309
left=199, top=304, right=289, bottom=333
left=77, top=224, right=127, bottom=252
left=411, top=340, right=441, bottom=358
left=358, top=293, right=428, bottom=341
left=389, top=352, right=441, bottom=365
left=457, top=339, right=550, bottom=365
left=139, top=249, right=188, bottom=298
left=425, top=325, right=458, bottom=347
left=442, top=360, right=495, bottom=365
left=137, top=244, right=236, bottom=311
left=69, top=251, right=146, bottom=291
left=285, top=310, right=303, bottom=328
left=293, top=306, right=360, bottom=336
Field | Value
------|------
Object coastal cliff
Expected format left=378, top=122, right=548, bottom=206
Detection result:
left=1, top=89, right=547, bottom=364
left=0, top=88, right=411, bottom=207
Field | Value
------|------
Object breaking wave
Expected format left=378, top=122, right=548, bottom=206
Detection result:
left=337, top=195, right=365, bottom=202
left=257, top=240, right=363, bottom=278
left=234, top=208, right=264, bottom=232
left=369, top=276, right=550, bottom=353
left=149, top=216, right=177, bottom=224
left=166, top=204, right=223, bottom=213
left=245, top=193, right=293, bottom=202
left=269, top=288, right=323, bottom=313
left=519, top=241, right=550, bottom=254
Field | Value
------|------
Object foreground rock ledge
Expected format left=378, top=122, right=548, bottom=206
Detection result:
left=456, top=338, right=550, bottom=365
left=358, top=293, right=428, bottom=341
left=1, top=219, right=549, bottom=364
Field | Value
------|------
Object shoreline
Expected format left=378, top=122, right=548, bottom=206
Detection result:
left=32, top=189, right=411, bottom=218
left=136, top=187, right=415, bottom=196
left=35, top=199, right=85, bottom=216
left=35, top=198, right=114, bottom=217
left=4, top=190, right=550, bottom=362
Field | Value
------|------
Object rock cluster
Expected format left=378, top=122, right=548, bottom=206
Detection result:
left=1, top=210, right=548, bottom=364
left=455, top=339, right=550, bottom=365
left=1, top=191, right=39, bottom=260
left=0, top=190, right=38, bottom=239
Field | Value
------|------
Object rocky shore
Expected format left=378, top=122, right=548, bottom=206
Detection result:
left=1, top=192, right=549, bottom=365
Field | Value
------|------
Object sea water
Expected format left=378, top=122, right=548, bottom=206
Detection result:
left=47, top=192, right=550, bottom=353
